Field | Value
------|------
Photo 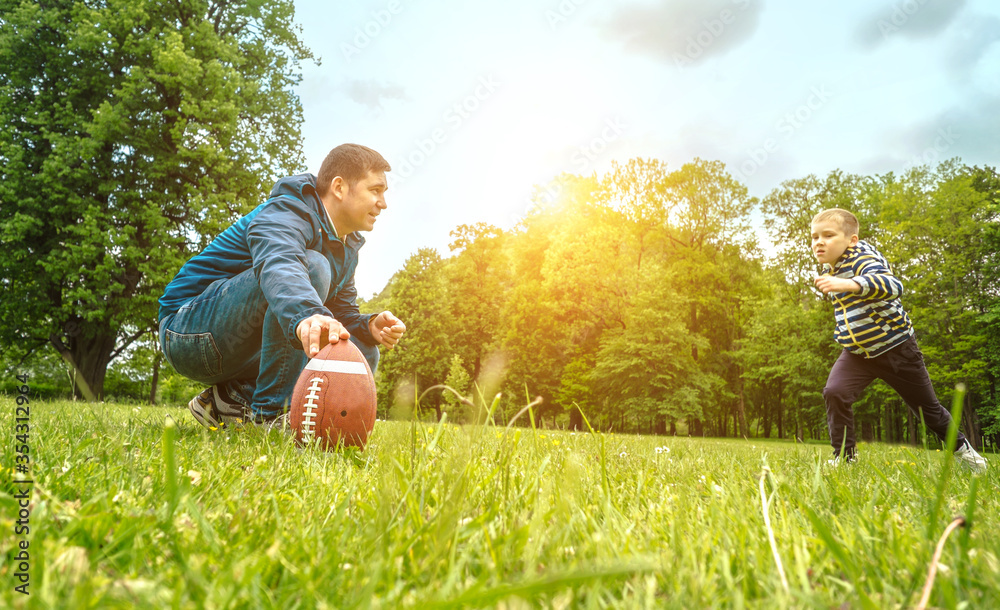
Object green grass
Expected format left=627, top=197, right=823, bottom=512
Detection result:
left=1, top=398, right=998, bottom=609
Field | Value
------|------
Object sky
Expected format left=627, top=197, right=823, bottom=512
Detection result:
left=290, top=0, right=1000, bottom=299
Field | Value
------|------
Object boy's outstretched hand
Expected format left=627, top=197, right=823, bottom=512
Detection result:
left=369, top=311, right=406, bottom=349
left=814, top=276, right=861, bottom=295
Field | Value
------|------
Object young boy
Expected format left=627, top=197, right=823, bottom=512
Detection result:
left=811, top=208, right=987, bottom=472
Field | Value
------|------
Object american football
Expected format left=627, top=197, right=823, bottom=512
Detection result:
left=289, top=340, right=377, bottom=450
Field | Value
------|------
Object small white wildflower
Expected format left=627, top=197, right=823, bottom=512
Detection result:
left=112, top=491, right=124, bottom=503
left=655, top=447, right=663, bottom=454
left=712, top=484, right=723, bottom=494
left=619, top=451, right=628, bottom=458
left=256, top=455, right=268, bottom=465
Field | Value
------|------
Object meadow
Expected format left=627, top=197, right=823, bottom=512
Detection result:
left=1, top=397, right=997, bottom=609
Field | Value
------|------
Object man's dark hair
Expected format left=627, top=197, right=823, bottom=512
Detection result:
left=316, top=143, right=391, bottom=195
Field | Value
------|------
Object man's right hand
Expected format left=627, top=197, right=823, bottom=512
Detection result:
left=296, top=314, right=350, bottom=358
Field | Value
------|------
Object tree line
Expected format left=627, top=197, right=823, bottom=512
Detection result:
left=367, top=158, right=1000, bottom=448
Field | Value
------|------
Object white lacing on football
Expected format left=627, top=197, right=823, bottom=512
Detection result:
left=301, top=377, right=323, bottom=443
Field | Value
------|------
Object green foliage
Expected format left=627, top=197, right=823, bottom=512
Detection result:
left=442, top=354, right=472, bottom=423
left=0, top=0, right=312, bottom=398
left=364, top=156, right=999, bottom=443
left=2, top=398, right=999, bottom=607
left=373, top=248, right=454, bottom=419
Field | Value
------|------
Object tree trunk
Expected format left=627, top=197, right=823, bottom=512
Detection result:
left=690, top=301, right=698, bottom=362
left=50, top=328, right=116, bottom=401
left=762, top=384, right=771, bottom=438
left=149, top=348, right=163, bottom=405
left=795, top=398, right=803, bottom=441
left=776, top=381, right=784, bottom=439
left=962, top=397, right=982, bottom=449
left=737, top=384, right=749, bottom=438
left=883, top=401, right=892, bottom=443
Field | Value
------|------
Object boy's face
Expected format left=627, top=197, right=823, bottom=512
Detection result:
left=810, top=219, right=858, bottom=265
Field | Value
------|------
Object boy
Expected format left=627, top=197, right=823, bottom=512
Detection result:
left=158, top=143, right=406, bottom=428
left=811, top=208, right=986, bottom=472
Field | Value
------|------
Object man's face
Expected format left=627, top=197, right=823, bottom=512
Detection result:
left=331, top=170, right=387, bottom=235
left=811, top=219, right=858, bottom=265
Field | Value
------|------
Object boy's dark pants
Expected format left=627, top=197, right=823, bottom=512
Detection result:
left=823, top=336, right=967, bottom=458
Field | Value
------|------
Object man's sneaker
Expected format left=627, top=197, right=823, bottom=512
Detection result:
left=955, top=442, right=988, bottom=474
left=188, top=386, right=247, bottom=429
left=250, top=411, right=291, bottom=435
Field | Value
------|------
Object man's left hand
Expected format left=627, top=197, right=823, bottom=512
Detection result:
left=370, top=311, right=406, bottom=349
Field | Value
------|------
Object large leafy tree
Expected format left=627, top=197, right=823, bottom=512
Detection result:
left=372, top=248, right=454, bottom=419
left=446, top=222, right=510, bottom=382
left=0, top=0, right=311, bottom=398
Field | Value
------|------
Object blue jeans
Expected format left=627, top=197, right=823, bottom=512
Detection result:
left=158, top=250, right=380, bottom=417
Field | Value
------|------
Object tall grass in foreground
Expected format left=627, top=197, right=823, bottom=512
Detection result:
left=1, top=398, right=997, bottom=609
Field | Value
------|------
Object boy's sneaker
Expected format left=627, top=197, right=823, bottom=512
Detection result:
left=827, top=452, right=858, bottom=467
left=188, top=386, right=248, bottom=429
left=955, top=442, right=987, bottom=474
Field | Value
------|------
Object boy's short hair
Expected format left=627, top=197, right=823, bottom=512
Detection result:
left=812, top=208, right=860, bottom=237
left=317, top=144, right=391, bottom=196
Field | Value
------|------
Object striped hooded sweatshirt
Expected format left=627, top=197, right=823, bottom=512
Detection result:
left=821, top=240, right=914, bottom=358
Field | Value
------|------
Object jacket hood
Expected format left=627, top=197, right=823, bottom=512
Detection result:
left=269, top=173, right=318, bottom=200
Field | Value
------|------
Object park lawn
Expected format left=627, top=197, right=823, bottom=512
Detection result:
left=1, top=398, right=998, bottom=609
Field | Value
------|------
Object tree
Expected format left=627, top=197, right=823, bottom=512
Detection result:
left=0, top=0, right=312, bottom=399
left=441, top=354, right=472, bottom=423
left=500, top=174, right=611, bottom=427
left=447, top=223, right=510, bottom=381
left=374, top=248, right=454, bottom=418
left=589, top=268, right=716, bottom=433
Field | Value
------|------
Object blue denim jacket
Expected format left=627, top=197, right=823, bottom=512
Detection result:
left=158, top=173, right=376, bottom=348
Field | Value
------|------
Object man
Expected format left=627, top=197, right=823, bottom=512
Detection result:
left=158, top=143, right=406, bottom=428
